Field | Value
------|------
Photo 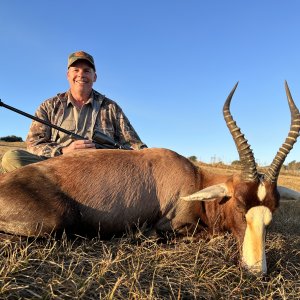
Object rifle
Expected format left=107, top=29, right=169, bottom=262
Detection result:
left=0, top=99, right=131, bottom=150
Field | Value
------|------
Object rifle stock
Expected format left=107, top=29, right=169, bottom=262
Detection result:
left=0, top=99, right=131, bottom=150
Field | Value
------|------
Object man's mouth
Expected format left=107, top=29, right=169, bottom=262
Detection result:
left=75, top=80, right=87, bottom=84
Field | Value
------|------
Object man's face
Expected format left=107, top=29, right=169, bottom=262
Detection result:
left=67, top=60, right=97, bottom=94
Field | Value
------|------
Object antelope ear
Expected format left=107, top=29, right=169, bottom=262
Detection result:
left=181, top=183, right=230, bottom=202
left=277, top=186, right=300, bottom=200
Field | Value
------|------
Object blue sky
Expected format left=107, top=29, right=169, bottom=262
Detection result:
left=1, top=0, right=300, bottom=165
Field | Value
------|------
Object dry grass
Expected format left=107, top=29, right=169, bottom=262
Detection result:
left=0, top=141, right=26, bottom=156
left=0, top=142, right=299, bottom=299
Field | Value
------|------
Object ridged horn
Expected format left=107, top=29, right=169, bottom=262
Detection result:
left=223, top=82, right=259, bottom=182
left=264, top=81, right=300, bottom=183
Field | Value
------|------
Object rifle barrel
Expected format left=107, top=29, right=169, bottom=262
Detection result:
left=0, top=99, right=85, bottom=140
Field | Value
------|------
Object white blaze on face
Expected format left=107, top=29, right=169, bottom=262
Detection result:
left=257, top=182, right=267, bottom=202
left=242, top=206, right=272, bottom=274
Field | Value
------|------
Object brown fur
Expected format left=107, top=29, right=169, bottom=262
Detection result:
left=0, top=148, right=279, bottom=243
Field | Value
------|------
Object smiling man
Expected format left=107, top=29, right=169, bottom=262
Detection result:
left=1, top=51, right=146, bottom=172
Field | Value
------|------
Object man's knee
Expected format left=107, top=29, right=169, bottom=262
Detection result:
left=1, top=149, right=45, bottom=172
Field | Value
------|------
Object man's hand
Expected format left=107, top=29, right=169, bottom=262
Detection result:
left=61, top=140, right=96, bottom=154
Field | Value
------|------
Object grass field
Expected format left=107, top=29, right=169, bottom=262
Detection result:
left=0, top=142, right=299, bottom=299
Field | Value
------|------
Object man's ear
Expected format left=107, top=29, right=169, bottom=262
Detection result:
left=93, top=73, right=97, bottom=82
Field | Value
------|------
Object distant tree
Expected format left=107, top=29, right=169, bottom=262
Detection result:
left=287, top=160, right=300, bottom=171
left=231, top=160, right=241, bottom=166
left=188, top=155, right=197, bottom=162
left=231, top=160, right=243, bottom=169
left=0, top=135, right=23, bottom=142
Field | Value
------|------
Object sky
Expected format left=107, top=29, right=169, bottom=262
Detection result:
left=0, top=0, right=300, bottom=166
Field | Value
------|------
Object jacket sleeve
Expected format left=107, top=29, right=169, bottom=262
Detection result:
left=108, top=101, right=147, bottom=150
left=26, top=102, right=63, bottom=157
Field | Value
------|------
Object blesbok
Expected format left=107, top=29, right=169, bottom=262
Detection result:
left=0, top=82, right=299, bottom=275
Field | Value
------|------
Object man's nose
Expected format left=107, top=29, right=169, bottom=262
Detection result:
left=77, top=69, right=84, bottom=76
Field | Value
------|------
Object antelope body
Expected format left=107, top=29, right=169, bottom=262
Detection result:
left=0, top=82, right=299, bottom=275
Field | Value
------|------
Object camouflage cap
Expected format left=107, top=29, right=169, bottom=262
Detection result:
left=68, top=51, right=96, bottom=70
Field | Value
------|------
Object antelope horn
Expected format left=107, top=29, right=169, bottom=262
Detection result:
left=223, top=82, right=259, bottom=182
left=264, top=81, right=300, bottom=183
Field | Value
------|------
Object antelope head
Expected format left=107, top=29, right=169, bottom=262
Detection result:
left=182, top=81, right=300, bottom=274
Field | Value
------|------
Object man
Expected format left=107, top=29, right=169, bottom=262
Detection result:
left=1, top=51, right=146, bottom=172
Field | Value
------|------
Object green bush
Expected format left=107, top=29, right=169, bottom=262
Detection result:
left=287, top=160, right=300, bottom=171
left=0, top=135, right=23, bottom=142
left=187, top=155, right=197, bottom=162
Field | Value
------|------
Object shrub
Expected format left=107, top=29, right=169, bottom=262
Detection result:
left=0, top=135, right=23, bottom=142
left=231, top=160, right=241, bottom=166
left=287, top=160, right=300, bottom=171
left=187, top=155, right=197, bottom=162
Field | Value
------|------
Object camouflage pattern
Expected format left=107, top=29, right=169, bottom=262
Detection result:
left=26, top=90, right=147, bottom=157
left=68, top=51, right=95, bottom=70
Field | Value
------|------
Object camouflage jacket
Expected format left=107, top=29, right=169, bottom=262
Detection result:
left=26, top=90, right=146, bottom=157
